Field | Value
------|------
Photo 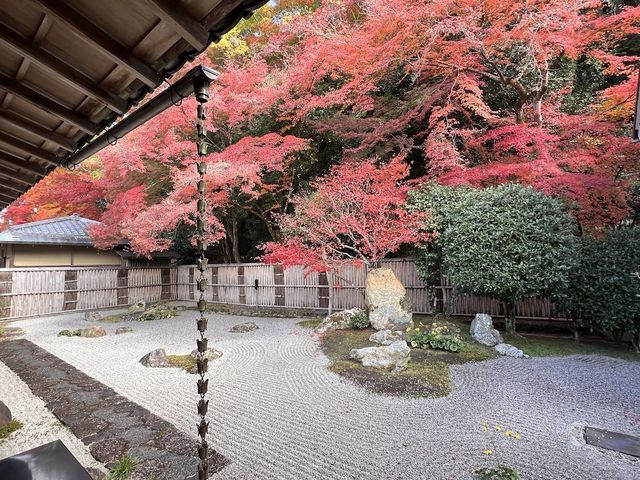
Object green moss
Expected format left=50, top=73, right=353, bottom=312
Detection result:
left=166, top=354, right=196, bottom=371
left=58, top=329, right=81, bottom=337
left=297, top=318, right=323, bottom=329
left=504, top=333, right=640, bottom=362
left=0, top=327, right=5, bottom=337
left=0, top=419, right=23, bottom=440
left=99, top=313, right=125, bottom=323
left=319, top=323, right=496, bottom=398
left=108, top=454, right=136, bottom=480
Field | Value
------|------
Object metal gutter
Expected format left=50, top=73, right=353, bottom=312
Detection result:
left=60, top=65, right=219, bottom=168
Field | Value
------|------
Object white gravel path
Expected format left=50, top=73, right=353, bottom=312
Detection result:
left=0, top=360, right=107, bottom=476
left=3, top=309, right=640, bottom=480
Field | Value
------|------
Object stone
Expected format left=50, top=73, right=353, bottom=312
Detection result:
left=139, top=348, right=170, bottom=368
left=0, top=400, right=11, bottom=427
left=365, top=268, right=413, bottom=331
left=369, top=329, right=404, bottom=345
left=128, top=300, right=146, bottom=313
left=79, top=326, right=106, bottom=338
left=470, top=313, right=503, bottom=347
left=315, top=308, right=366, bottom=334
left=350, top=340, right=411, bottom=371
left=229, top=321, right=259, bottom=333
left=190, top=348, right=223, bottom=362
left=84, top=311, right=102, bottom=322
left=86, top=467, right=108, bottom=480
left=495, top=343, right=529, bottom=359
left=115, top=326, right=133, bottom=335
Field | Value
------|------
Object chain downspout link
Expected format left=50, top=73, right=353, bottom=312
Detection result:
left=194, top=78, right=210, bottom=480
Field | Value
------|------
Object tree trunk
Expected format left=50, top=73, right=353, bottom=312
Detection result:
left=532, top=97, right=543, bottom=125
left=632, top=332, right=639, bottom=354
left=504, top=301, right=516, bottom=334
left=230, top=210, right=241, bottom=264
left=570, top=318, right=580, bottom=343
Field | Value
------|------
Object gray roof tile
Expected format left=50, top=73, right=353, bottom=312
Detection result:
left=0, top=215, right=98, bottom=246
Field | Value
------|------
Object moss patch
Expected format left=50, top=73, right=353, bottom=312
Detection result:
left=297, top=318, right=323, bottom=329
left=108, top=454, right=136, bottom=480
left=99, top=313, right=125, bottom=323
left=0, top=419, right=23, bottom=440
left=166, top=354, right=196, bottom=372
left=319, top=321, right=496, bottom=399
left=504, top=333, right=640, bottom=362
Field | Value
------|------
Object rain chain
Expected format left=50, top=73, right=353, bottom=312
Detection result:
left=194, top=79, right=211, bottom=480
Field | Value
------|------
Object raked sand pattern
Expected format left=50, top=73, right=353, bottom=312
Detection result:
left=5, top=310, right=640, bottom=480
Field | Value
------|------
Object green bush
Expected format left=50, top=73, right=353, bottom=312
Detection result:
left=58, top=329, right=81, bottom=337
left=410, top=184, right=577, bottom=333
left=556, top=229, right=640, bottom=351
left=406, top=323, right=463, bottom=352
left=476, top=466, right=520, bottom=480
left=349, top=311, right=370, bottom=329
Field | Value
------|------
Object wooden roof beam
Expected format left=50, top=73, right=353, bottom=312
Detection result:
left=0, top=151, right=46, bottom=177
left=0, top=164, right=38, bottom=186
left=0, top=178, right=26, bottom=195
left=0, top=74, right=97, bottom=134
left=0, top=109, right=76, bottom=152
left=145, top=0, right=209, bottom=51
left=0, top=191, right=17, bottom=203
left=0, top=23, right=127, bottom=114
left=0, top=132, right=59, bottom=166
left=34, top=0, right=161, bottom=88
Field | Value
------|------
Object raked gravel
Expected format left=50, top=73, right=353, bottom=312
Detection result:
left=3, top=309, right=640, bottom=480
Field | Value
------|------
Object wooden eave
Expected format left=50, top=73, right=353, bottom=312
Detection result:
left=0, top=0, right=267, bottom=208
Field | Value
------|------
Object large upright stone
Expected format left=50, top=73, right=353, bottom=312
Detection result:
left=470, top=313, right=503, bottom=347
left=365, top=268, right=412, bottom=331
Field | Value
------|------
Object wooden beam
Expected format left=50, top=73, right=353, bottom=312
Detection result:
left=0, top=23, right=127, bottom=114
left=0, top=178, right=26, bottom=195
left=34, top=0, right=161, bottom=88
left=0, top=164, right=38, bottom=186
left=0, top=132, right=59, bottom=166
left=0, top=191, right=16, bottom=203
left=145, top=0, right=209, bottom=51
left=0, top=109, right=76, bottom=152
left=0, top=74, right=97, bottom=134
left=0, top=151, right=46, bottom=177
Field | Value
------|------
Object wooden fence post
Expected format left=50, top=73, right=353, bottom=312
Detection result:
left=0, top=270, right=12, bottom=318
left=63, top=270, right=78, bottom=311
left=274, top=264, right=285, bottom=306
left=117, top=268, right=128, bottom=306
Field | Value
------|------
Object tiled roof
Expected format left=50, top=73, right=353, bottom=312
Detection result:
left=0, top=215, right=98, bottom=246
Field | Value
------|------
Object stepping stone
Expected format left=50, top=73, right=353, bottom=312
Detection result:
left=584, top=426, right=640, bottom=458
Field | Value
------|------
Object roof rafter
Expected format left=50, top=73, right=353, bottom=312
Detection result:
left=0, top=74, right=97, bottom=134
left=0, top=131, right=59, bottom=166
left=145, top=0, right=210, bottom=51
left=0, top=109, right=76, bottom=152
left=0, top=164, right=38, bottom=186
left=0, top=151, right=46, bottom=177
left=34, top=0, right=161, bottom=88
left=0, top=22, right=128, bottom=114
left=0, top=178, right=26, bottom=195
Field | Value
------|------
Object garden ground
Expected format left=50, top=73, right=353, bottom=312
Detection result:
left=1, top=309, right=639, bottom=479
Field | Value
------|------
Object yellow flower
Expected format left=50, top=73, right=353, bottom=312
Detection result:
left=495, top=425, right=502, bottom=432
left=483, top=450, right=493, bottom=456
left=482, top=421, right=489, bottom=433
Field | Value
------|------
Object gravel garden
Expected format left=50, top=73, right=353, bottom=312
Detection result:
left=1, top=295, right=639, bottom=479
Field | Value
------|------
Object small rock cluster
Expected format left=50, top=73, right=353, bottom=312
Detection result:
left=314, top=308, right=366, bottom=334
left=470, top=313, right=528, bottom=359
left=229, top=321, right=259, bottom=333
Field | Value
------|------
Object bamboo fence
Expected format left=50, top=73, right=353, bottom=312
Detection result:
left=0, top=260, right=567, bottom=321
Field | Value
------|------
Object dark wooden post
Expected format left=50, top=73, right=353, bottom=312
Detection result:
left=188, top=267, right=195, bottom=300
left=63, top=270, right=78, bottom=311
left=0, top=270, right=12, bottom=318
left=211, top=266, right=219, bottom=302
left=160, top=267, right=171, bottom=300
left=238, top=265, right=246, bottom=304
left=274, top=264, right=285, bottom=306
left=318, top=272, right=329, bottom=312
left=117, top=268, right=128, bottom=305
